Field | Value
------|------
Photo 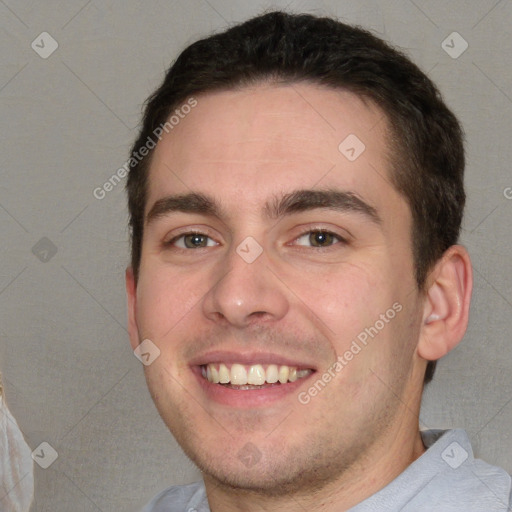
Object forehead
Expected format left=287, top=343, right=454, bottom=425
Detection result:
left=145, top=83, right=405, bottom=223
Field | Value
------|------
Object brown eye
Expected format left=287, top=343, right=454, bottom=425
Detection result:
left=295, top=230, right=344, bottom=248
left=309, top=231, right=336, bottom=247
left=183, top=234, right=208, bottom=248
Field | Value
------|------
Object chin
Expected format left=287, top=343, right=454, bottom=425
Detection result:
left=183, top=441, right=347, bottom=498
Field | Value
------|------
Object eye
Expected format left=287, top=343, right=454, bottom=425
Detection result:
left=166, top=232, right=218, bottom=249
left=293, top=229, right=346, bottom=248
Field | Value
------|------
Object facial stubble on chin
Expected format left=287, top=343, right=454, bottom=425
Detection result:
left=150, top=370, right=407, bottom=501
left=143, top=311, right=417, bottom=499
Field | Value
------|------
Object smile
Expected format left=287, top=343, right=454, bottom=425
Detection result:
left=200, top=363, right=313, bottom=388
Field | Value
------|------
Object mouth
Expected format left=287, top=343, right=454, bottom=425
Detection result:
left=190, top=354, right=317, bottom=407
left=200, top=363, right=314, bottom=389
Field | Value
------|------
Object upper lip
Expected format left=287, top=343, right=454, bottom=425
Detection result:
left=189, top=350, right=317, bottom=370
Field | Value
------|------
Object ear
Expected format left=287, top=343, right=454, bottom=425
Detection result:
left=417, top=245, right=473, bottom=361
left=125, top=266, right=140, bottom=351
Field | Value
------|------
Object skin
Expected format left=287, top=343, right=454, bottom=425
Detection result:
left=126, top=83, right=472, bottom=511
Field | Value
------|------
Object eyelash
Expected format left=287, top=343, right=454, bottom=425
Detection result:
left=164, top=228, right=348, bottom=250
left=294, top=229, right=348, bottom=249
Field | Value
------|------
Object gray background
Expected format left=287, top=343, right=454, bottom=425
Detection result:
left=0, top=0, right=511, bottom=510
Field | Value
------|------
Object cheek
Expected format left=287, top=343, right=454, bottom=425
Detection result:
left=301, top=265, right=413, bottom=389
left=135, top=266, right=189, bottom=338
left=289, top=261, right=390, bottom=342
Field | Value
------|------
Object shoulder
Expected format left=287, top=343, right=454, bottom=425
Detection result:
left=351, top=429, right=511, bottom=511
left=420, top=429, right=512, bottom=510
left=454, top=452, right=512, bottom=509
left=141, top=481, right=208, bottom=512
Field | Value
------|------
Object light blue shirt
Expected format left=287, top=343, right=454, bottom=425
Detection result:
left=142, top=429, right=512, bottom=511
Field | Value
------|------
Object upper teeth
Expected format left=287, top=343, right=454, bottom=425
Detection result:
left=202, top=363, right=312, bottom=385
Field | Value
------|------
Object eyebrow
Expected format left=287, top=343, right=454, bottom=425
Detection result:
left=146, top=188, right=381, bottom=226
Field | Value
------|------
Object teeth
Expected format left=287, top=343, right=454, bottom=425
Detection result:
left=266, top=364, right=279, bottom=384
left=202, top=363, right=312, bottom=385
left=219, top=363, right=230, bottom=384
left=230, top=364, right=247, bottom=385
left=278, top=365, right=289, bottom=383
left=247, top=364, right=265, bottom=385
left=296, top=369, right=310, bottom=379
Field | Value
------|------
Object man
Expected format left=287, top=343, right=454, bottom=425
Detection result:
left=125, top=10, right=511, bottom=512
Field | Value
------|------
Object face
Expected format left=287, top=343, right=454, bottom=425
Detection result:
left=127, top=83, right=427, bottom=495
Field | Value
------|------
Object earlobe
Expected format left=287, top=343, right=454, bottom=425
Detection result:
left=125, top=267, right=140, bottom=351
left=417, top=245, right=473, bottom=361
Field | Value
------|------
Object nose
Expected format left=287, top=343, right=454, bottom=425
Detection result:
left=201, top=241, right=289, bottom=328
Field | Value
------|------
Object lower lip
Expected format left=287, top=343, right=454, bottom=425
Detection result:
left=192, top=366, right=315, bottom=408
